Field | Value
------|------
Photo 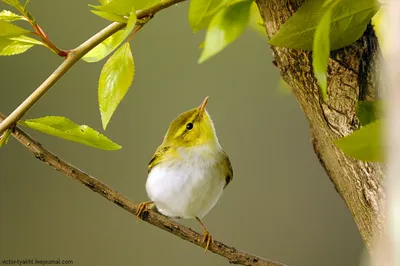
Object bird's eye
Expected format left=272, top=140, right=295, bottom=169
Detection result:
left=186, top=123, right=194, bottom=130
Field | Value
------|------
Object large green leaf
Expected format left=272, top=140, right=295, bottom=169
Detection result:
left=19, top=116, right=121, bottom=150
left=98, top=42, right=134, bottom=129
left=189, top=0, right=226, bottom=32
left=269, top=0, right=378, bottom=50
left=312, top=6, right=332, bottom=101
left=0, top=20, right=30, bottom=37
left=0, top=35, right=44, bottom=56
left=335, top=120, right=382, bottom=162
left=356, top=100, right=381, bottom=126
left=83, top=9, right=136, bottom=62
left=0, top=10, right=26, bottom=21
left=199, top=0, right=253, bottom=63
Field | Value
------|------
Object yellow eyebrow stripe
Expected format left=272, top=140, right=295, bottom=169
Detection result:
left=173, top=112, right=199, bottom=139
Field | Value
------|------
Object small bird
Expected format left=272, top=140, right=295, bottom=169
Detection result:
left=136, top=96, right=233, bottom=252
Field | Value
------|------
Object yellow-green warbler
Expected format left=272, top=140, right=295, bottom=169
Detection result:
left=136, top=97, right=233, bottom=252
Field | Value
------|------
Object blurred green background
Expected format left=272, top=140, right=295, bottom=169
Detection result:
left=0, top=1, right=364, bottom=265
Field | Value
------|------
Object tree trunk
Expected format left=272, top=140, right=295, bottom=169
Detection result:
left=255, top=0, right=385, bottom=252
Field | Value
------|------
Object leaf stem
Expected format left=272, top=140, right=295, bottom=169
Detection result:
left=0, top=112, right=286, bottom=266
left=127, top=25, right=142, bottom=42
left=31, top=23, right=67, bottom=57
left=15, top=3, right=68, bottom=57
left=0, top=0, right=187, bottom=135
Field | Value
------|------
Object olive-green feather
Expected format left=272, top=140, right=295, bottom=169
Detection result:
left=221, top=151, right=233, bottom=189
left=148, top=145, right=171, bottom=173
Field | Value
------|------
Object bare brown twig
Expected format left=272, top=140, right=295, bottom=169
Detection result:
left=0, top=113, right=286, bottom=266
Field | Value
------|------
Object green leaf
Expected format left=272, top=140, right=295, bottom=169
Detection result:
left=0, top=20, right=30, bottom=37
left=83, top=9, right=136, bottom=62
left=91, top=10, right=127, bottom=23
left=98, top=42, right=134, bottom=129
left=189, top=0, right=227, bottom=32
left=0, top=35, right=44, bottom=55
left=269, top=0, right=379, bottom=50
left=23, top=0, right=30, bottom=10
left=199, top=0, right=253, bottom=63
left=356, top=100, right=381, bottom=126
left=335, top=120, right=382, bottom=162
left=0, top=10, right=26, bottom=21
left=0, top=129, right=12, bottom=148
left=19, top=116, right=121, bottom=150
left=312, top=6, right=332, bottom=101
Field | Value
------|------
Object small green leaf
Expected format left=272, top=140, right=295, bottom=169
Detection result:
left=23, top=0, right=30, bottom=10
left=0, top=10, right=26, bottom=21
left=199, top=0, right=253, bottom=63
left=269, top=0, right=378, bottom=50
left=312, top=7, right=332, bottom=101
left=0, top=35, right=44, bottom=55
left=0, top=129, right=12, bottom=148
left=91, top=10, right=127, bottom=23
left=83, top=9, right=136, bottom=62
left=189, top=0, right=227, bottom=32
left=19, top=116, right=121, bottom=150
left=356, top=100, right=381, bottom=126
left=98, top=42, right=134, bottom=129
left=335, top=120, right=382, bottom=162
left=0, top=20, right=30, bottom=37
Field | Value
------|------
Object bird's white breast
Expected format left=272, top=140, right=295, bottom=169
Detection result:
left=145, top=144, right=226, bottom=219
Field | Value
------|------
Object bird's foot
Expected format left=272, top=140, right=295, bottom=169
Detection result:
left=136, top=201, right=153, bottom=219
left=201, top=230, right=214, bottom=253
left=196, top=216, right=214, bottom=253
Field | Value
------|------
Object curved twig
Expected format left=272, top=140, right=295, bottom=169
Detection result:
left=0, top=113, right=286, bottom=266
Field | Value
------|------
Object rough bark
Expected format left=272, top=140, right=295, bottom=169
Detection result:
left=255, top=0, right=385, bottom=251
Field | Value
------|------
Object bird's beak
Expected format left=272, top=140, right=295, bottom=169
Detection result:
left=199, top=96, right=209, bottom=115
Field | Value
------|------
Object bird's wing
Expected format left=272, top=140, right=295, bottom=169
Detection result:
left=148, top=145, right=172, bottom=174
left=222, top=151, right=233, bottom=189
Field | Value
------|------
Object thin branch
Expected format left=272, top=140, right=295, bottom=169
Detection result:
left=0, top=0, right=187, bottom=135
left=0, top=113, right=285, bottom=266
